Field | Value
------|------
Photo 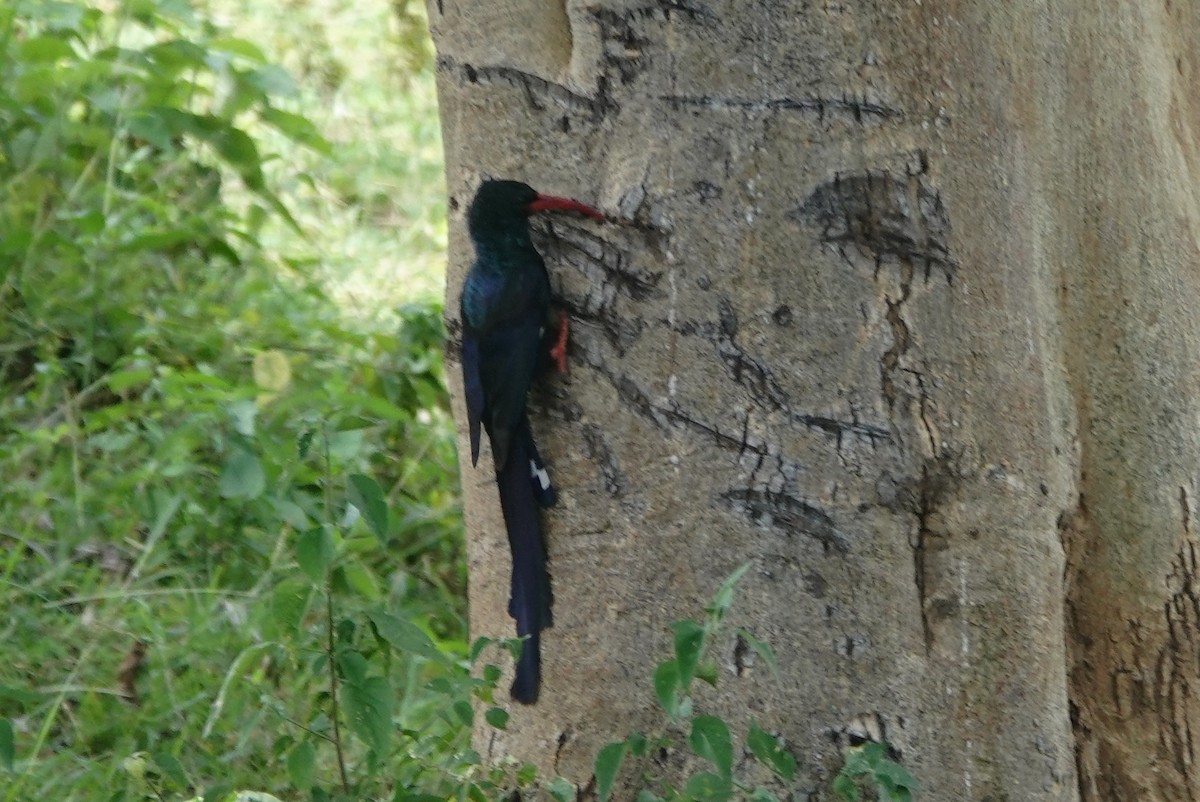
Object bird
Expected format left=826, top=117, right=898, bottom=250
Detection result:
left=459, top=179, right=604, bottom=704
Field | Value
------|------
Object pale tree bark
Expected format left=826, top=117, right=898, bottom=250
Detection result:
left=427, top=1, right=1200, bottom=799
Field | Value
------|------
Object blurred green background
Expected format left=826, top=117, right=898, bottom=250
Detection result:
left=0, top=1, right=510, bottom=799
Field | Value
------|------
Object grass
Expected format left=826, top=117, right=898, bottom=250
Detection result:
left=0, top=1, right=466, bottom=799
left=205, top=0, right=447, bottom=320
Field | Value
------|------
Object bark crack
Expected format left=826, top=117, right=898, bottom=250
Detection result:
left=661, top=92, right=903, bottom=123
left=792, top=157, right=957, bottom=282
left=581, top=423, right=625, bottom=496
left=436, top=55, right=616, bottom=118
left=880, top=268, right=913, bottom=411
left=719, top=487, right=849, bottom=552
left=672, top=305, right=891, bottom=452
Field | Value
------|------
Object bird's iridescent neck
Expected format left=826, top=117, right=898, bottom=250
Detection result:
left=468, top=222, right=537, bottom=270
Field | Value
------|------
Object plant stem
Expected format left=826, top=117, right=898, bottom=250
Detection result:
left=323, top=423, right=350, bottom=792
left=327, top=572, right=349, bottom=791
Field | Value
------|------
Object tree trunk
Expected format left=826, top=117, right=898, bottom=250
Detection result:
left=428, top=1, right=1200, bottom=799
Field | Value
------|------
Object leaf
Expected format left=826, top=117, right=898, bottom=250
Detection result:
left=212, top=125, right=264, bottom=188
left=707, top=561, right=752, bottom=619
left=874, top=755, right=918, bottom=800
left=218, top=448, right=264, bottom=499
left=337, top=650, right=370, bottom=685
left=627, top=731, right=647, bottom=757
left=860, top=742, right=888, bottom=763
left=106, top=367, right=153, bottom=393
left=0, top=687, right=39, bottom=707
left=270, top=578, right=311, bottom=635
left=126, top=110, right=175, bottom=150
left=747, top=721, right=796, bottom=781
left=287, top=741, right=316, bottom=789
left=0, top=718, right=13, bottom=770
left=683, top=772, right=732, bottom=802
left=342, top=674, right=392, bottom=754
left=253, top=349, right=291, bottom=392
left=653, top=660, right=682, bottom=718
left=261, top=107, right=332, bottom=154
left=547, top=777, right=575, bottom=802
left=749, top=789, right=780, bottom=802
left=201, top=783, right=233, bottom=802
left=339, top=561, right=381, bottom=600
left=145, top=39, right=208, bottom=70
left=122, top=752, right=148, bottom=780
left=469, top=636, right=494, bottom=663
left=366, top=608, right=447, bottom=664
left=695, top=658, right=719, bottom=688
left=297, top=430, right=315, bottom=459
left=832, top=773, right=858, bottom=801
left=452, top=700, right=473, bottom=726
left=18, top=36, right=74, bottom=63
left=689, top=715, right=733, bottom=779
left=296, top=526, right=334, bottom=581
left=210, top=36, right=268, bottom=63
left=673, top=619, right=705, bottom=689
left=228, top=398, right=258, bottom=436
left=594, top=741, right=629, bottom=802
left=736, top=629, right=780, bottom=678
left=348, top=473, right=389, bottom=542
left=484, top=707, right=509, bottom=731
left=245, top=64, right=298, bottom=97
left=151, top=751, right=187, bottom=788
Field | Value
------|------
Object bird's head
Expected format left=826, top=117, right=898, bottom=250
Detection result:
left=467, top=179, right=605, bottom=241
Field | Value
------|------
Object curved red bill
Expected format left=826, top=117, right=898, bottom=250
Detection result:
left=526, top=193, right=606, bottom=221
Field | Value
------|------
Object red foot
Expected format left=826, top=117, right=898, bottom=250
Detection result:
left=549, top=312, right=569, bottom=374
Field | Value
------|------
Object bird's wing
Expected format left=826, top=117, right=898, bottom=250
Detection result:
left=461, top=331, right=485, bottom=467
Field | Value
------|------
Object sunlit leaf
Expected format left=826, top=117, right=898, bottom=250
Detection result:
left=107, top=367, right=153, bottom=393
left=253, top=349, right=291, bottom=392
left=19, top=36, right=74, bottom=63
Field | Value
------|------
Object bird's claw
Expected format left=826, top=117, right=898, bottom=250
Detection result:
left=549, top=312, right=569, bottom=374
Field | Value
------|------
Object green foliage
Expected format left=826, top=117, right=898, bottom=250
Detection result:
left=0, top=718, right=12, bottom=771
left=582, top=565, right=918, bottom=802
left=833, top=742, right=919, bottom=802
left=0, top=0, right=470, bottom=800
left=594, top=564, right=801, bottom=802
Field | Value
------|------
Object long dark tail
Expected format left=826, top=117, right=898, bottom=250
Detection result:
left=497, top=418, right=553, bottom=704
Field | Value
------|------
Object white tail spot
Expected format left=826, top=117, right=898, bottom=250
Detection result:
left=529, top=459, right=551, bottom=492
